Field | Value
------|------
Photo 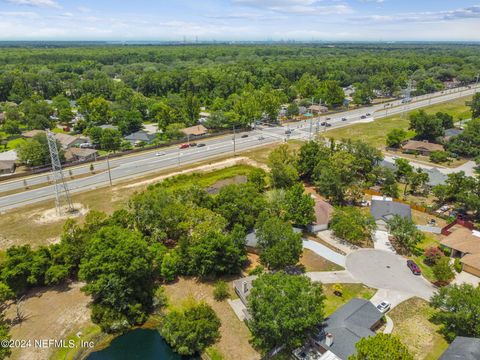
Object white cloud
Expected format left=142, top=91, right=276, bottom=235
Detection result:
left=232, top=0, right=353, bottom=15
left=5, top=0, right=61, bottom=8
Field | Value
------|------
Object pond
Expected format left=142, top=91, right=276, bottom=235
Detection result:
left=87, top=328, right=200, bottom=360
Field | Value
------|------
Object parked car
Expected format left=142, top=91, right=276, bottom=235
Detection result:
left=155, top=151, right=166, bottom=156
left=197, top=143, right=206, bottom=147
left=241, top=134, right=249, bottom=138
left=179, top=143, right=189, bottom=149
left=407, top=260, right=421, bottom=275
left=376, top=301, right=391, bottom=313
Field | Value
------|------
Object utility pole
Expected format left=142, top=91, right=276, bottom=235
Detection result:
left=233, top=126, right=236, bottom=156
left=106, top=154, right=112, bottom=187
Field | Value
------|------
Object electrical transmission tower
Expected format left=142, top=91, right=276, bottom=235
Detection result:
left=46, top=130, right=74, bottom=215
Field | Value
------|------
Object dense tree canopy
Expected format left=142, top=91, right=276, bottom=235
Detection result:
left=247, top=272, right=325, bottom=351
left=350, top=334, right=413, bottom=360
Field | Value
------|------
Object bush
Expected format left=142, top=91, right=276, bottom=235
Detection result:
left=433, top=257, right=455, bottom=285
left=430, top=151, right=449, bottom=164
left=248, top=265, right=265, bottom=276
left=213, top=280, right=230, bottom=301
left=424, top=247, right=444, bottom=266
left=161, top=251, right=180, bottom=282
left=454, top=258, right=462, bottom=273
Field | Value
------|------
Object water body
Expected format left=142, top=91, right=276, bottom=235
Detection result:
left=87, top=328, right=199, bottom=360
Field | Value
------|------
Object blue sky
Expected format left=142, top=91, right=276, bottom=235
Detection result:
left=0, top=0, right=480, bottom=41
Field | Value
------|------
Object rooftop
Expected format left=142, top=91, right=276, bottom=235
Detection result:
left=441, top=227, right=480, bottom=255
left=181, top=124, right=208, bottom=136
left=370, top=198, right=412, bottom=222
left=402, top=140, right=445, bottom=152
left=439, top=336, right=480, bottom=360
left=315, top=298, right=383, bottom=360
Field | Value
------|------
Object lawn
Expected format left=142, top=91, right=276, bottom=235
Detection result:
left=322, top=283, right=376, bottom=316
left=300, top=249, right=344, bottom=272
left=322, top=96, right=472, bottom=148
left=241, top=139, right=303, bottom=164
left=389, top=297, right=449, bottom=360
left=4, top=136, right=26, bottom=150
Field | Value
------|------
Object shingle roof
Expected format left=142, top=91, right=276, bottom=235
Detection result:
left=181, top=124, right=208, bottom=136
left=316, top=299, right=383, bottom=360
left=124, top=130, right=156, bottom=142
left=440, top=336, right=480, bottom=360
left=370, top=199, right=412, bottom=221
left=440, top=227, right=480, bottom=255
left=402, top=140, right=445, bottom=152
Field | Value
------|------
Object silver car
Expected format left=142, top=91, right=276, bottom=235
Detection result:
left=376, top=301, right=391, bottom=313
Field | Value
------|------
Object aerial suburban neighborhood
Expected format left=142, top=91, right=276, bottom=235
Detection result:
left=1, top=1, right=480, bottom=360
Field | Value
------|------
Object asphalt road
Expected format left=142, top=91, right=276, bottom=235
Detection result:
left=0, top=85, right=478, bottom=212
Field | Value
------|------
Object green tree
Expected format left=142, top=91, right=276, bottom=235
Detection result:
left=268, top=144, right=299, bottom=188
left=430, top=151, right=449, bottom=164
left=247, top=272, right=325, bottom=351
left=256, top=216, right=303, bottom=270
left=386, top=128, right=408, bottom=148
left=79, top=226, right=155, bottom=332
left=330, top=207, right=376, bottom=245
left=430, top=283, right=480, bottom=340
left=349, top=334, right=413, bottom=360
left=17, top=133, right=64, bottom=167
left=161, top=302, right=221, bottom=356
left=213, top=280, right=230, bottom=301
left=100, top=128, right=122, bottom=152
left=387, top=215, right=424, bottom=254
left=2, top=120, right=21, bottom=136
left=284, top=183, right=315, bottom=227
left=432, top=257, right=455, bottom=285
left=436, top=112, right=454, bottom=129
left=470, top=92, right=480, bottom=119
left=409, top=110, right=444, bottom=141
left=0, top=315, right=11, bottom=360
left=247, top=168, right=267, bottom=191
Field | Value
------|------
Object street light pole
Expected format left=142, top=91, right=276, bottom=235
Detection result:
left=106, top=154, right=112, bottom=187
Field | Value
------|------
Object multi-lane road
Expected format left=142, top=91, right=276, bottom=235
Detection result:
left=0, top=84, right=478, bottom=212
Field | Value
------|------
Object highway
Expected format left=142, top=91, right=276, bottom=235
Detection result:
left=0, top=84, right=478, bottom=212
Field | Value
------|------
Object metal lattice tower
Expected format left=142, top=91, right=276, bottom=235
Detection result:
left=46, top=130, right=74, bottom=215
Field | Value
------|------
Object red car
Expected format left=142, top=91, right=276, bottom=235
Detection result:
left=179, top=144, right=189, bottom=149
left=407, top=260, right=421, bottom=275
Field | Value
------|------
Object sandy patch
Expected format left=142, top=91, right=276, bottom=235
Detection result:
left=4, top=282, right=92, bottom=360
left=31, top=203, right=89, bottom=225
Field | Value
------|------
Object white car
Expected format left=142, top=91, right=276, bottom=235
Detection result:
left=155, top=151, right=166, bottom=156
left=376, top=301, right=391, bottom=313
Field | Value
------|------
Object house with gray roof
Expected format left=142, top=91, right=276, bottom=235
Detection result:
left=294, top=298, right=383, bottom=360
left=245, top=227, right=303, bottom=253
left=379, top=159, right=447, bottom=188
left=443, top=128, right=464, bottom=141
left=124, top=130, right=156, bottom=145
left=439, top=336, right=480, bottom=360
left=370, top=198, right=412, bottom=228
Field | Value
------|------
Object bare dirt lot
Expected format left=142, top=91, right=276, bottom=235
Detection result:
left=164, top=277, right=260, bottom=360
left=4, top=282, right=91, bottom=360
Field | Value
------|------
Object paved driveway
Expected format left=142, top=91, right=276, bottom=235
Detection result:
left=346, top=249, right=435, bottom=300
left=303, top=239, right=346, bottom=267
left=372, top=230, right=396, bottom=253
left=307, top=271, right=360, bottom=284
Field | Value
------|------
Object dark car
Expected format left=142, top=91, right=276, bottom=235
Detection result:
left=325, top=123, right=332, bottom=127
left=320, top=121, right=326, bottom=126
left=326, top=117, right=331, bottom=120
left=366, top=113, right=371, bottom=116
left=189, top=142, right=197, bottom=147
left=241, top=134, right=249, bottom=138
left=407, top=260, right=421, bottom=275
left=197, top=143, right=206, bottom=147
left=361, top=115, right=367, bottom=119
left=341, top=117, right=348, bottom=121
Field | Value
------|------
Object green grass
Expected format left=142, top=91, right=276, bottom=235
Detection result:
left=206, top=347, right=225, bottom=360
left=49, top=324, right=103, bottom=360
left=4, top=137, right=26, bottom=150
left=323, top=96, right=472, bottom=148
left=410, top=235, right=443, bottom=283
left=156, top=164, right=257, bottom=191
left=323, top=283, right=376, bottom=316
left=390, top=297, right=449, bottom=360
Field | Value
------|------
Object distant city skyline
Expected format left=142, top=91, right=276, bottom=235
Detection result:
left=0, top=0, right=480, bottom=41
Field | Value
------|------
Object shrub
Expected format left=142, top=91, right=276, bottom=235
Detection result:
left=424, top=247, right=444, bottom=266
left=453, top=258, right=462, bottom=273
left=430, top=151, right=449, bottom=164
left=433, top=257, right=455, bottom=285
left=213, top=280, right=230, bottom=301
left=248, top=265, right=265, bottom=276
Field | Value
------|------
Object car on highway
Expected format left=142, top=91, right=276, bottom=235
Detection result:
left=376, top=301, right=391, bottom=313
left=258, top=136, right=265, bottom=140
left=179, top=143, right=190, bottom=149
left=320, top=121, right=326, bottom=126
left=360, top=115, right=367, bottom=119
left=407, top=260, right=421, bottom=275
left=341, top=117, right=347, bottom=121
left=326, top=117, right=331, bottom=120
left=285, top=130, right=292, bottom=134
left=241, top=134, right=249, bottom=138
left=189, top=142, right=197, bottom=147
left=155, top=151, right=166, bottom=156
left=366, top=113, right=371, bottom=116
left=325, top=123, right=332, bottom=127
left=197, top=143, right=206, bottom=147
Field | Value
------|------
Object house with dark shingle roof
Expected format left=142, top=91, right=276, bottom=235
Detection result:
left=124, top=130, right=156, bottom=145
left=439, top=336, right=480, bottom=360
left=294, top=298, right=383, bottom=360
left=370, top=197, right=412, bottom=229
